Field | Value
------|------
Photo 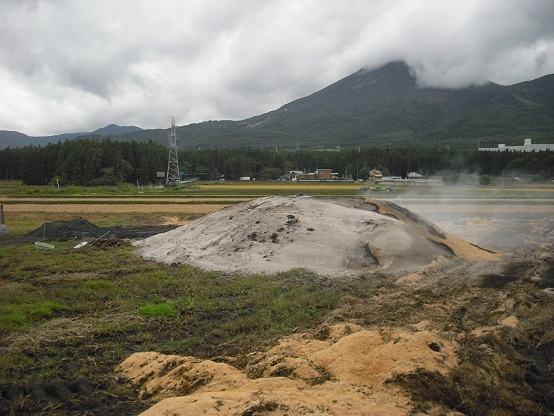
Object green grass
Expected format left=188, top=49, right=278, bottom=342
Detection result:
left=0, top=312, right=27, bottom=332
left=83, top=279, right=114, bottom=289
left=0, top=298, right=70, bottom=332
left=0, top=240, right=376, bottom=413
left=139, top=302, right=178, bottom=317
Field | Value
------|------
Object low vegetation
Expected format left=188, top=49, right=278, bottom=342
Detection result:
left=0, top=240, right=375, bottom=414
left=1, top=182, right=553, bottom=414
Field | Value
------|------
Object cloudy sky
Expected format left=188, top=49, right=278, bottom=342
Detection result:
left=1, top=0, right=553, bottom=136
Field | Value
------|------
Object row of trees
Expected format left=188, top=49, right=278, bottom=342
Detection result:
left=1, top=138, right=553, bottom=186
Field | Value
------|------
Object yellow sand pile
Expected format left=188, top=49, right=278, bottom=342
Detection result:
left=364, top=199, right=499, bottom=261
left=119, top=323, right=458, bottom=415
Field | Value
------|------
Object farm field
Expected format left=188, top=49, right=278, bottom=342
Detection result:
left=1, top=181, right=553, bottom=234
left=0, top=181, right=553, bottom=415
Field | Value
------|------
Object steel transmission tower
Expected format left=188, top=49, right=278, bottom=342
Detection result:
left=166, top=117, right=180, bottom=187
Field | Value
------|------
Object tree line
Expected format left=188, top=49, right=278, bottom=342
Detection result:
left=0, top=137, right=553, bottom=186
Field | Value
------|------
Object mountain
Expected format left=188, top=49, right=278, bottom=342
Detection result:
left=92, top=124, right=143, bottom=136
left=0, top=124, right=143, bottom=148
left=0, top=130, right=30, bottom=149
left=120, top=62, right=554, bottom=149
left=2, top=62, right=552, bottom=149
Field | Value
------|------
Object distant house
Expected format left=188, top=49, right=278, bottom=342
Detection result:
left=288, top=170, right=304, bottom=181
left=479, top=138, right=554, bottom=152
left=369, top=169, right=383, bottom=180
left=407, top=172, right=425, bottom=179
left=315, top=169, right=332, bottom=180
left=294, top=168, right=342, bottom=181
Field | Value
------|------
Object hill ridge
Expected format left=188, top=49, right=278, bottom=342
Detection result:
left=2, top=62, right=552, bottom=149
left=0, top=124, right=143, bottom=148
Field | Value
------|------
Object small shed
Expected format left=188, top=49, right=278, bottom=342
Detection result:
left=315, top=169, right=332, bottom=180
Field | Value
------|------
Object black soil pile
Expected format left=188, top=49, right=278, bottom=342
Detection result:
left=26, top=218, right=177, bottom=240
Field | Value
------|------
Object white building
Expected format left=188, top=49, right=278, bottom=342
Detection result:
left=479, top=138, right=554, bottom=152
left=407, top=172, right=425, bottom=179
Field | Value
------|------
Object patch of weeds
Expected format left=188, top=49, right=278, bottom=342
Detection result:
left=389, top=364, right=540, bottom=415
left=28, top=301, right=69, bottom=318
left=138, top=302, right=177, bottom=318
left=0, top=350, right=36, bottom=382
left=83, top=279, right=113, bottom=289
left=0, top=301, right=70, bottom=333
left=220, top=313, right=272, bottom=335
left=341, top=276, right=377, bottom=298
left=0, top=312, right=27, bottom=332
left=389, top=328, right=548, bottom=415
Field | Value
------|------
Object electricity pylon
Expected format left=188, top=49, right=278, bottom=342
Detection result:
left=166, top=117, right=180, bottom=187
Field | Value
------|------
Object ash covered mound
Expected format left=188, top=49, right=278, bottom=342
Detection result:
left=134, top=195, right=497, bottom=276
left=26, top=217, right=178, bottom=240
left=27, top=217, right=102, bottom=240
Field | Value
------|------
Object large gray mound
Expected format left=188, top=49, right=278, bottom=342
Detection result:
left=133, top=195, right=488, bottom=277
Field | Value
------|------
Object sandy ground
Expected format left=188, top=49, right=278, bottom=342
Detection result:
left=121, top=324, right=458, bottom=416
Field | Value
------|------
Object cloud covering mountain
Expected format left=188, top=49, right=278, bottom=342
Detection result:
left=0, top=0, right=553, bottom=136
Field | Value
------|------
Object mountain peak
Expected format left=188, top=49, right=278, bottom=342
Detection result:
left=350, top=61, right=416, bottom=92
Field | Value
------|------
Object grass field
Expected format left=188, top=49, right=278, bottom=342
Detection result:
left=0, top=238, right=378, bottom=413
left=0, top=181, right=381, bottom=414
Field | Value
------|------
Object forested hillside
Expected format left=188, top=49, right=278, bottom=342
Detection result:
left=2, top=62, right=552, bottom=151
left=117, top=62, right=554, bottom=150
left=1, top=138, right=553, bottom=186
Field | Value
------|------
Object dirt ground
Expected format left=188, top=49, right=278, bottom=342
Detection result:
left=1, top=195, right=553, bottom=415
left=3, top=203, right=229, bottom=214
left=123, top=196, right=554, bottom=415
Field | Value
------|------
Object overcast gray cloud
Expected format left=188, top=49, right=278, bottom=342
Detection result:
left=0, top=0, right=552, bottom=135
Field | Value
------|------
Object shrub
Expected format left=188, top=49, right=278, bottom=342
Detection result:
left=479, top=174, right=493, bottom=185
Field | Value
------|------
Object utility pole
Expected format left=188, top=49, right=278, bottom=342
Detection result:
left=0, top=205, right=8, bottom=234
left=166, top=117, right=180, bottom=187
